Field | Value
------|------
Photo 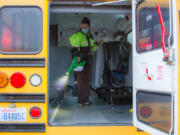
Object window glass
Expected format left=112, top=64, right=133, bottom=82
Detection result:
left=137, top=6, right=171, bottom=52
left=0, top=7, right=42, bottom=54
left=137, top=91, right=171, bottom=133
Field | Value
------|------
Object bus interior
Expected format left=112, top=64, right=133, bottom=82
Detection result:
left=48, top=3, right=133, bottom=126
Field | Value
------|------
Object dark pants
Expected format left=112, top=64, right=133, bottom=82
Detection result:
left=75, top=64, right=91, bottom=103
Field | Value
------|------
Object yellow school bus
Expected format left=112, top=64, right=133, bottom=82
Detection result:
left=0, top=0, right=179, bottom=134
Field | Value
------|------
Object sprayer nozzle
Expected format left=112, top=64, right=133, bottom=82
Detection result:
left=66, top=72, right=69, bottom=76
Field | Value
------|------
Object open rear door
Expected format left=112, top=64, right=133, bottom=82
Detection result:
left=132, top=0, right=177, bottom=134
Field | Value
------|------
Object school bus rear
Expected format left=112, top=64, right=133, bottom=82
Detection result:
left=0, top=0, right=179, bottom=135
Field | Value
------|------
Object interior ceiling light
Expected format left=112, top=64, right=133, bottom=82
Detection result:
left=92, top=0, right=131, bottom=7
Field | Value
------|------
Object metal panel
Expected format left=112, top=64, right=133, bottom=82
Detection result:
left=0, top=58, right=45, bottom=67
left=0, top=123, right=45, bottom=132
left=0, top=93, right=45, bottom=103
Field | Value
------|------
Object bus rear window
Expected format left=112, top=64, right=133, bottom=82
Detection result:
left=137, top=7, right=170, bottom=53
left=0, top=7, right=42, bottom=54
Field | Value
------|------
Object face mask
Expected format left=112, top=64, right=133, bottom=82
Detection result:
left=82, top=28, right=89, bottom=34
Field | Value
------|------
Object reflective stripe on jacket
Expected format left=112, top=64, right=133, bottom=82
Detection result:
left=69, top=31, right=97, bottom=51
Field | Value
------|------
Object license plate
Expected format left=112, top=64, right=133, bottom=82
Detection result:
left=0, top=108, right=26, bottom=122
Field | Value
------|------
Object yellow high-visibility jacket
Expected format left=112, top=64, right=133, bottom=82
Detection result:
left=69, top=31, right=97, bottom=51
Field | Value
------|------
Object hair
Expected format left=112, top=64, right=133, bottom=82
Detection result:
left=81, top=17, right=90, bottom=26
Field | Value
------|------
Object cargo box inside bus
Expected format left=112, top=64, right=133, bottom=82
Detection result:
left=48, top=2, right=132, bottom=126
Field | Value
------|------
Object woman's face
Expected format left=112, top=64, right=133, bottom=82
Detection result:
left=81, top=23, right=89, bottom=29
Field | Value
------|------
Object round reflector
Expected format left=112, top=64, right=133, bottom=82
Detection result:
left=30, top=107, right=41, bottom=119
left=140, top=106, right=152, bottom=118
left=0, top=72, right=9, bottom=88
left=10, top=72, right=26, bottom=88
left=30, top=74, right=42, bottom=87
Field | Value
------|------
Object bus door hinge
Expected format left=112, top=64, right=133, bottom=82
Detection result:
left=167, top=48, right=175, bottom=65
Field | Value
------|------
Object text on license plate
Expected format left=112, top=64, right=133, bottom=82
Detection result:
left=0, top=108, right=26, bottom=122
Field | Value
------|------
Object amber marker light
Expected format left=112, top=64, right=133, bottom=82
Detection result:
left=0, top=72, right=9, bottom=88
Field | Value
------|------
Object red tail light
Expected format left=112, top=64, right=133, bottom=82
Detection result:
left=10, top=72, right=26, bottom=88
left=30, top=107, right=41, bottom=119
left=140, top=106, right=152, bottom=118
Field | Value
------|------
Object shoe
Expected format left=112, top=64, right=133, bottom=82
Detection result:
left=84, top=101, right=92, bottom=105
left=78, top=102, right=85, bottom=107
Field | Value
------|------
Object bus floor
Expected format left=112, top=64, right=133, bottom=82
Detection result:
left=49, top=90, right=132, bottom=126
